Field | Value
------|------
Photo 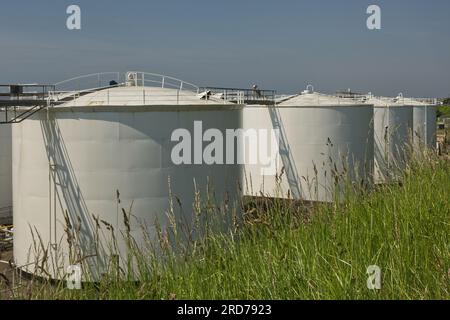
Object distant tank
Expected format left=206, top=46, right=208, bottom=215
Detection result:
left=243, top=86, right=374, bottom=202
left=403, top=97, right=437, bottom=153
left=365, top=94, right=413, bottom=184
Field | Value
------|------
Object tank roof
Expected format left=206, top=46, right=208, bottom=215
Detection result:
left=365, top=95, right=409, bottom=107
left=401, top=97, right=435, bottom=106
left=278, top=91, right=367, bottom=107
left=56, top=86, right=235, bottom=108
left=367, top=94, right=437, bottom=107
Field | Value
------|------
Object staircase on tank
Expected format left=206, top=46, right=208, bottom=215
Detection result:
left=0, top=84, right=55, bottom=124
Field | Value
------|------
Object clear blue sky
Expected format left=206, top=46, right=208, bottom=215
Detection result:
left=1, top=0, right=449, bottom=97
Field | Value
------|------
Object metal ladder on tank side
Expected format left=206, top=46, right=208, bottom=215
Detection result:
left=267, top=105, right=302, bottom=199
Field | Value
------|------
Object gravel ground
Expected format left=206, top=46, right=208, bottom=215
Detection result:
left=0, top=248, right=15, bottom=299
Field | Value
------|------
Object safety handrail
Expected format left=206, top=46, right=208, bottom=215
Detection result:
left=54, top=72, right=120, bottom=86
left=200, top=86, right=276, bottom=105
left=54, top=71, right=200, bottom=93
left=134, top=71, right=199, bottom=92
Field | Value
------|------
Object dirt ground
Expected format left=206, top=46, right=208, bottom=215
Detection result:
left=0, top=248, right=15, bottom=299
left=0, top=248, right=13, bottom=271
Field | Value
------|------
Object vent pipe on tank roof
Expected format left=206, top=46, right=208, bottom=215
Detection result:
left=302, top=84, right=314, bottom=94
left=126, top=72, right=138, bottom=87
left=393, top=92, right=404, bottom=103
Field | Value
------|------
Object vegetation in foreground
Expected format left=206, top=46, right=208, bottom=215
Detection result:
left=437, top=105, right=450, bottom=119
left=2, top=155, right=450, bottom=300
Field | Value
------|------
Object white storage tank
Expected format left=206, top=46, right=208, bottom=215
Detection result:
left=13, top=72, right=243, bottom=280
left=366, top=94, right=414, bottom=183
left=404, top=97, right=437, bottom=152
left=0, top=113, right=12, bottom=224
left=243, top=87, right=374, bottom=202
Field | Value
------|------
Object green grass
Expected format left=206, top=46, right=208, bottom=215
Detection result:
left=438, top=105, right=450, bottom=119
left=8, top=157, right=450, bottom=300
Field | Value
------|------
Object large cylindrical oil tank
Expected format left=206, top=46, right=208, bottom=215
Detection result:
left=0, top=113, right=12, bottom=224
left=367, top=95, right=414, bottom=184
left=404, top=98, right=437, bottom=152
left=243, top=89, right=374, bottom=202
left=13, top=78, right=243, bottom=280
